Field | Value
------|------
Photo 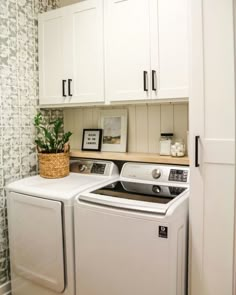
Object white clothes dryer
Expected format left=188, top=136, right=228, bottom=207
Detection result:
left=7, top=159, right=119, bottom=295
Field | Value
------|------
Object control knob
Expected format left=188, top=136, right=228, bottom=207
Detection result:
left=152, top=169, right=161, bottom=179
left=78, top=164, right=87, bottom=173
left=152, top=185, right=161, bottom=194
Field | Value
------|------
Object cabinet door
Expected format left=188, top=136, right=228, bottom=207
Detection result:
left=39, top=9, right=68, bottom=105
left=189, top=0, right=235, bottom=294
left=150, top=0, right=188, bottom=99
left=105, top=0, right=151, bottom=102
left=68, top=0, right=104, bottom=104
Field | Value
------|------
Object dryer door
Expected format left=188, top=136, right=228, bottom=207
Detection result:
left=8, top=192, right=65, bottom=293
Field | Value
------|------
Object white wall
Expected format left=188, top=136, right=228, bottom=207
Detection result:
left=64, top=103, right=189, bottom=153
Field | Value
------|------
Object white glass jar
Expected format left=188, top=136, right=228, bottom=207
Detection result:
left=160, top=133, right=173, bottom=156
left=171, top=139, right=185, bottom=157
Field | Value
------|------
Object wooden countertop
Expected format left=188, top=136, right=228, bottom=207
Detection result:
left=70, top=150, right=190, bottom=166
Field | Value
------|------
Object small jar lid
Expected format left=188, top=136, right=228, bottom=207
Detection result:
left=160, top=133, right=174, bottom=137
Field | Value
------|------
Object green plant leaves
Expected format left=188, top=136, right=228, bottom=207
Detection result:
left=63, top=132, right=73, bottom=144
left=34, top=112, right=43, bottom=126
left=34, top=112, right=72, bottom=153
left=53, top=119, right=63, bottom=140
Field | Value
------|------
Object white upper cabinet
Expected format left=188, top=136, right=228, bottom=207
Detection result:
left=105, top=0, right=151, bottom=101
left=151, top=0, right=189, bottom=99
left=105, top=0, right=189, bottom=102
left=39, top=9, right=67, bottom=105
left=68, top=0, right=105, bottom=103
left=38, top=0, right=189, bottom=106
left=39, top=1, right=104, bottom=106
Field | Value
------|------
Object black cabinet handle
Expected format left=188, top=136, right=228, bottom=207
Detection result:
left=195, top=135, right=200, bottom=167
left=143, top=71, right=148, bottom=92
left=152, top=70, right=157, bottom=91
left=62, top=80, right=67, bottom=97
left=68, top=79, right=72, bottom=97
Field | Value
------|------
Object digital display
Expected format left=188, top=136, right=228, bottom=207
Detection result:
left=91, top=163, right=106, bottom=175
left=169, top=187, right=186, bottom=195
left=169, top=169, right=188, bottom=182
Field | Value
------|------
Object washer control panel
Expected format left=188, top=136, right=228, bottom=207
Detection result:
left=121, top=163, right=189, bottom=184
left=168, top=169, right=188, bottom=182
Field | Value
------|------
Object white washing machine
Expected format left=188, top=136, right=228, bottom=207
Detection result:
left=74, top=162, right=189, bottom=295
left=6, top=159, right=119, bottom=295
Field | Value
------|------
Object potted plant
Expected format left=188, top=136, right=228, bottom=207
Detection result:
left=34, top=112, right=72, bottom=178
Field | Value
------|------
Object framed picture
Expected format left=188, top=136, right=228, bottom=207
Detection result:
left=81, top=129, right=102, bottom=151
left=99, top=109, right=128, bottom=152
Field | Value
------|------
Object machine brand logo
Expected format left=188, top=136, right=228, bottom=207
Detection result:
left=159, top=226, right=168, bottom=238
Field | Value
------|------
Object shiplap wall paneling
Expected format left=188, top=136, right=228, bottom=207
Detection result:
left=161, top=104, right=174, bottom=133
left=64, top=103, right=189, bottom=154
left=173, top=104, right=189, bottom=151
left=147, top=105, right=161, bottom=153
left=135, top=105, right=149, bottom=153
left=127, top=105, right=136, bottom=152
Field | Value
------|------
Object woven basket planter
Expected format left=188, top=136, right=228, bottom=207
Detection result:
left=38, top=152, right=70, bottom=179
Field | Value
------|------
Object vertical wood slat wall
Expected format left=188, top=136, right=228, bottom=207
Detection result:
left=64, top=103, right=189, bottom=154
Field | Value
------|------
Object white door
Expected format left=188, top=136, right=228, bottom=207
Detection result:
left=150, top=0, right=188, bottom=99
left=189, top=0, right=235, bottom=294
left=8, top=193, right=65, bottom=293
left=68, top=0, right=104, bottom=104
left=105, top=0, right=151, bottom=102
left=39, top=8, right=68, bottom=105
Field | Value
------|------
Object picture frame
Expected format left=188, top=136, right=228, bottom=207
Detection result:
left=81, top=129, right=102, bottom=151
left=99, top=109, right=128, bottom=152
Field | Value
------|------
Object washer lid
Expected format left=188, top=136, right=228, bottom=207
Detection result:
left=79, top=181, right=189, bottom=214
left=6, top=173, right=112, bottom=202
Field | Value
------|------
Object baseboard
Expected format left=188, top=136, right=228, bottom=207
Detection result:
left=0, top=281, right=11, bottom=295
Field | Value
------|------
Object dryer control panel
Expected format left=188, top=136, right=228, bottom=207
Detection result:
left=70, top=159, right=118, bottom=177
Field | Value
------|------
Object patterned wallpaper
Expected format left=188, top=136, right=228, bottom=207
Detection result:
left=0, top=0, right=62, bottom=286
left=38, top=0, right=60, bottom=12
